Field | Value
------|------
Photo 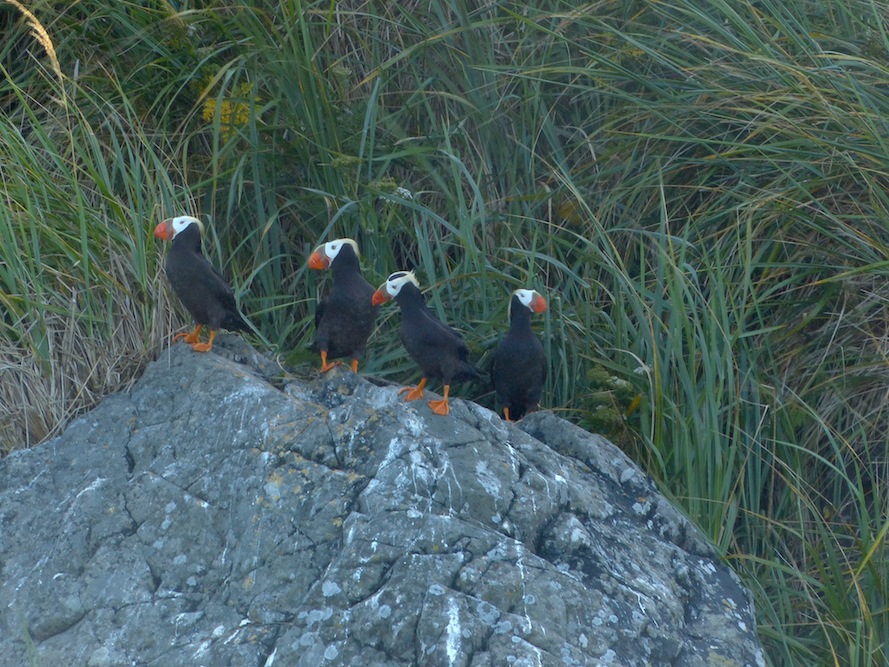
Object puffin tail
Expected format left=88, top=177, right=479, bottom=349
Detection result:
left=455, top=361, right=482, bottom=383
left=224, top=311, right=251, bottom=333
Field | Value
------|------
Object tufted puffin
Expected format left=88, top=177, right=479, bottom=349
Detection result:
left=372, top=271, right=480, bottom=416
left=154, top=215, right=250, bottom=353
left=308, top=238, right=378, bottom=373
left=492, top=289, right=548, bottom=421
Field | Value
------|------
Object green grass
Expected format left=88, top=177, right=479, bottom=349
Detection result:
left=2, top=0, right=888, bottom=663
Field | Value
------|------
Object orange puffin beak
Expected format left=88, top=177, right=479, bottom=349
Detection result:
left=371, top=288, right=390, bottom=306
left=154, top=220, right=174, bottom=241
left=308, top=249, right=330, bottom=270
left=530, top=292, right=548, bottom=313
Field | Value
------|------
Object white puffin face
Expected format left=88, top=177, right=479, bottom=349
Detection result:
left=384, top=270, right=420, bottom=297
left=514, top=289, right=536, bottom=308
left=321, top=238, right=359, bottom=261
left=169, top=215, right=204, bottom=238
left=509, top=288, right=547, bottom=316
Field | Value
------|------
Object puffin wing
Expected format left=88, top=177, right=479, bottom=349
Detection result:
left=314, top=294, right=328, bottom=329
left=196, top=254, right=241, bottom=309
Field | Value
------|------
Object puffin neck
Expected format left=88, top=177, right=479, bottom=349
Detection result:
left=331, top=245, right=360, bottom=276
left=393, top=283, right=426, bottom=312
left=172, top=223, right=203, bottom=254
left=509, top=297, right=533, bottom=330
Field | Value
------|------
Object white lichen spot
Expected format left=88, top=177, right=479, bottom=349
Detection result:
left=379, top=604, right=391, bottom=619
left=381, top=436, right=407, bottom=469
left=428, top=583, right=446, bottom=596
left=446, top=597, right=461, bottom=665
left=700, top=560, right=718, bottom=575
left=400, top=412, right=424, bottom=437
left=305, top=608, right=333, bottom=628
left=579, top=633, right=588, bottom=648
left=264, top=480, right=282, bottom=502
left=173, top=554, right=187, bottom=566
left=620, top=467, right=635, bottom=483
left=476, top=601, right=499, bottom=625
left=322, top=581, right=341, bottom=598
left=70, top=477, right=106, bottom=507
left=600, top=648, right=617, bottom=664
left=165, top=501, right=177, bottom=514
left=571, top=526, right=590, bottom=547
left=475, top=460, right=502, bottom=498
left=324, top=645, right=338, bottom=660
left=192, top=640, right=211, bottom=657
left=212, top=624, right=226, bottom=637
left=493, top=620, right=513, bottom=635
left=298, top=632, right=317, bottom=647
left=632, top=499, right=651, bottom=514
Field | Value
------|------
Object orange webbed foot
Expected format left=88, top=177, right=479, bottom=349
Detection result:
left=318, top=351, right=342, bottom=373
left=174, top=324, right=203, bottom=345
left=399, top=386, right=425, bottom=401
left=427, top=385, right=451, bottom=416
left=502, top=408, right=513, bottom=422
left=398, top=377, right=428, bottom=402
left=190, top=329, right=216, bottom=353
left=427, top=398, right=450, bottom=416
left=350, top=359, right=360, bottom=373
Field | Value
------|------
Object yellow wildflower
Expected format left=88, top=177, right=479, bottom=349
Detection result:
left=202, top=82, right=259, bottom=141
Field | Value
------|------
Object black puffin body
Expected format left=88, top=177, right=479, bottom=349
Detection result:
left=492, top=289, right=548, bottom=421
left=308, top=238, right=377, bottom=373
left=154, top=216, right=249, bottom=352
left=373, top=271, right=480, bottom=416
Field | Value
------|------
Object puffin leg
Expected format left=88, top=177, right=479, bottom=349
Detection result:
left=174, top=324, right=203, bottom=345
left=427, top=385, right=451, bottom=416
left=398, top=377, right=428, bottom=402
left=319, top=350, right=341, bottom=373
left=350, top=358, right=360, bottom=373
left=191, top=329, right=217, bottom=353
left=503, top=407, right=512, bottom=422
left=191, top=329, right=216, bottom=352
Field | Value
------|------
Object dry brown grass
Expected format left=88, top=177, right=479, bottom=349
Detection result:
left=0, top=249, right=176, bottom=455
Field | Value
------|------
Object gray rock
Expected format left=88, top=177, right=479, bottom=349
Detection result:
left=0, top=340, right=765, bottom=667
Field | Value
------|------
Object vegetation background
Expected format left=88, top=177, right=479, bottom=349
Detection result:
left=1, top=0, right=887, bottom=663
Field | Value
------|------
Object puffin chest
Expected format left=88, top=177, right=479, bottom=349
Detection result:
left=165, top=248, right=226, bottom=325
